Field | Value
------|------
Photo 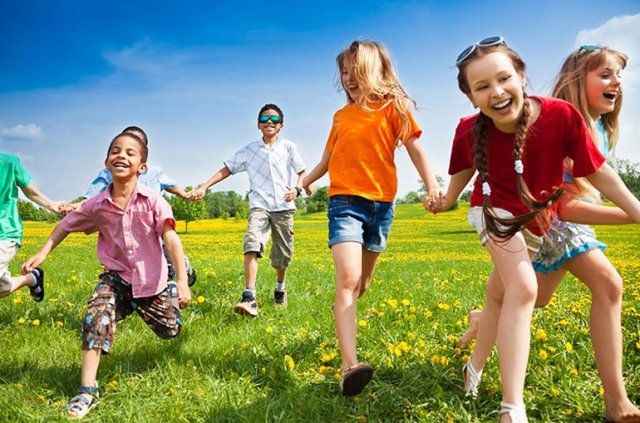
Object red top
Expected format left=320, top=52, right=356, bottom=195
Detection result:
left=449, top=96, right=605, bottom=235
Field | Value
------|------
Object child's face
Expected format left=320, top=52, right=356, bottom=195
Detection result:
left=257, top=108, right=283, bottom=138
left=105, top=135, right=147, bottom=179
left=586, top=56, right=623, bottom=120
left=464, top=52, right=526, bottom=133
left=341, top=54, right=362, bottom=102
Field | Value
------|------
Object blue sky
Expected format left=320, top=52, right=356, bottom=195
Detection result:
left=1, top=1, right=639, bottom=202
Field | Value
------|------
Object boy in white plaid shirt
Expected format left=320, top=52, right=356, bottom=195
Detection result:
left=191, top=104, right=305, bottom=316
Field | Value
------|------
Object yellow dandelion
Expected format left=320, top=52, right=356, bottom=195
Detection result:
left=535, top=328, right=548, bottom=341
left=570, top=368, right=578, bottom=377
left=265, top=326, right=273, bottom=334
left=565, top=342, right=573, bottom=353
left=107, top=380, right=118, bottom=389
left=12, top=296, right=23, bottom=305
left=56, top=321, right=64, bottom=328
left=401, top=299, right=410, bottom=307
left=284, top=355, right=295, bottom=370
left=409, top=306, right=416, bottom=313
left=358, top=320, right=367, bottom=327
left=32, top=319, right=40, bottom=327
left=437, top=303, right=450, bottom=311
left=539, top=349, right=548, bottom=360
left=407, top=332, right=416, bottom=340
left=431, top=355, right=440, bottom=364
left=196, top=295, right=205, bottom=304
left=18, top=318, right=26, bottom=325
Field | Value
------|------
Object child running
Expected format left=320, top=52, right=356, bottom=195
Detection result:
left=22, top=131, right=191, bottom=419
left=302, top=40, right=442, bottom=396
left=0, top=153, right=61, bottom=301
left=429, top=36, right=640, bottom=422
left=190, top=104, right=305, bottom=316
left=62, top=126, right=197, bottom=286
left=456, top=45, right=640, bottom=423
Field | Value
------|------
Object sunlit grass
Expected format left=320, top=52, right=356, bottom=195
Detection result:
left=0, top=204, right=638, bottom=422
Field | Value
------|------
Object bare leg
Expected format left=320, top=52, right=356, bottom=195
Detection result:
left=243, top=252, right=259, bottom=290
left=460, top=267, right=565, bottom=349
left=357, top=249, right=380, bottom=298
left=0, top=273, right=35, bottom=298
left=332, top=242, right=364, bottom=370
left=565, top=250, right=640, bottom=422
left=68, top=349, right=101, bottom=418
left=484, top=234, right=537, bottom=418
left=276, top=268, right=286, bottom=282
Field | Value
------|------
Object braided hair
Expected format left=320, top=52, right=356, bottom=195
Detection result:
left=459, top=45, right=564, bottom=241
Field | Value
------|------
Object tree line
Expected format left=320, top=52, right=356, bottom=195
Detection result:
left=18, top=159, right=640, bottom=225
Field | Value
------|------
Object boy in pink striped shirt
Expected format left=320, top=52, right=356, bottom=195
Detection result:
left=22, top=131, right=191, bottom=419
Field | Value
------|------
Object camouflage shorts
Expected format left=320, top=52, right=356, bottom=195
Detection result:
left=82, top=272, right=182, bottom=354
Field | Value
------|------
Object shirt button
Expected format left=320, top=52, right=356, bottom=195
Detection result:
left=129, top=250, right=134, bottom=255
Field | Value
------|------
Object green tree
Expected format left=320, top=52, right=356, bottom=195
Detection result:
left=169, top=187, right=207, bottom=233
left=18, top=200, right=40, bottom=221
left=306, top=186, right=329, bottom=213
left=616, top=159, right=640, bottom=199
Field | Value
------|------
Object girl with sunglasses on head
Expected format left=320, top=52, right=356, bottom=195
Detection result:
left=455, top=45, right=640, bottom=423
left=190, top=104, right=306, bottom=317
left=302, top=39, right=442, bottom=396
left=427, top=37, right=640, bottom=422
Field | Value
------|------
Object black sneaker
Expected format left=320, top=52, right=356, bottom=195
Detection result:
left=187, top=267, right=197, bottom=287
left=233, top=291, right=258, bottom=317
left=274, top=288, right=287, bottom=307
left=29, top=267, right=45, bottom=302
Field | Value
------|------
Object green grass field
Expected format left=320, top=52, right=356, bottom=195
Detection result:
left=1, top=203, right=639, bottom=422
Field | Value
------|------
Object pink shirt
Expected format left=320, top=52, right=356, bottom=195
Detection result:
left=60, top=182, right=176, bottom=298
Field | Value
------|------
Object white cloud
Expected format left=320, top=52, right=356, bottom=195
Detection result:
left=0, top=123, right=46, bottom=141
left=575, top=14, right=640, bottom=163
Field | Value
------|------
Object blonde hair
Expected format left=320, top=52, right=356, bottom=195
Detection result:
left=552, top=46, right=627, bottom=200
left=457, top=43, right=563, bottom=240
left=336, top=39, right=417, bottom=143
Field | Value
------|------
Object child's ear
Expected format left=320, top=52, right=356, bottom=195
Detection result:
left=519, top=72, right=527, bottom=88
left=138, top=163, right=148, bottom=175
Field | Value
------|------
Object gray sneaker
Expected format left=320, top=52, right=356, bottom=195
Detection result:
left=234, top=291, right=258, bottom=317
left=274, top=288, right=287, bottom=307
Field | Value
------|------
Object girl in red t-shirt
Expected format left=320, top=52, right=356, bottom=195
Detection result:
left=456, top=45, right=640, bottom=423
left=303, top=39, right=442, bottom=397
left=430, top=37, right=640, bottom=422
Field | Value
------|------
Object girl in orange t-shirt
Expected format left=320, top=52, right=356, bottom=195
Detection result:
left=303, top=39, right=442, bottom=397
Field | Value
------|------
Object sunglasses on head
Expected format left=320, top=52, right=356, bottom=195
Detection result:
left=578, top=45, right=602, bottom=53
left=258, top=115, right=282, bottom=124
left=456, top=36, right=508, bottom=66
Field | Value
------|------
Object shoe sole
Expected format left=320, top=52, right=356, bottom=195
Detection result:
left=341, top=365, right=374, bottom=396
left=234, top=304, right=258, bottom=317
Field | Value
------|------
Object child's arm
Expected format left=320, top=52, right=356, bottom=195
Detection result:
left=21, top=224, right=70, bottom=273
left=557, top=192, right=633, bottom=225
left=585, top=163, right=640, bottom=223
left=405, top=138, right=444, bottom=210
left=162, top=223, right=191, bottom=308
left=190, top=166, right=232, bottom=201
left=165, top=186, right=191, bottom=200
left=428, top=168, right=474, bottom=213
left=302, top=148, right=331, bottom=195
left=20, top=183, right=62, bottom=214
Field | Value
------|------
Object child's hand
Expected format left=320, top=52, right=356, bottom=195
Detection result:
left=283, top=187, right=297, bottom=202
left=303, top=184, right=314, bottom=196
left=189, top=187, right=206, bottom=201
left=59, top=202, right=80, bottom=216
left=177, top=280, right=191, bottom=308
left=21, top=252, right=46, bottom=275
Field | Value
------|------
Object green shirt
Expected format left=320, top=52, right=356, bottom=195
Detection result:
left=0, top=153, right=32, bottom=245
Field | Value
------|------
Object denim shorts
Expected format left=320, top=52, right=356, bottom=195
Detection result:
left=327, top=195, right=395, bottom=252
